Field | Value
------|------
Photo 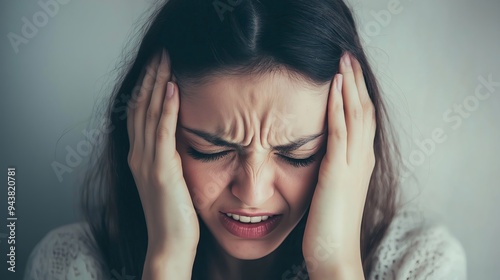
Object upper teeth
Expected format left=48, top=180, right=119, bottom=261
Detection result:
left=225, top=213, right=272, bottom=223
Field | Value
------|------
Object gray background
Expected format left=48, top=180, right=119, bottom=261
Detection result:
left=1, top=0, right=499, bottom=279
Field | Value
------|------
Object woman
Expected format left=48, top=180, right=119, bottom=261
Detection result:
left=24, top=0, right=466, bottom=279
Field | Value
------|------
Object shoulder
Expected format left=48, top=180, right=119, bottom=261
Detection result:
left=23, top=222, right=108, bottom=280
left=368, top=207, right=467, bottom=280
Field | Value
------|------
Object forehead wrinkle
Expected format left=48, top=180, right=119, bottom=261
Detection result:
left=180, top=72, right=329, bottom=150
left=242, top=103, right=253, bottom=146
left=260, top=110, right=272, bottom=149
left=228, top=83, right=270, bottom=148
left=253, top=79, right=290, bottom=149
left=228, top=104, right=243, bottom=143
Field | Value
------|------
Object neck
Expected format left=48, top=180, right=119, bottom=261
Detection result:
left=203, top=232, right=296, bottom=280
left=192, top=216, right=308, bottom=280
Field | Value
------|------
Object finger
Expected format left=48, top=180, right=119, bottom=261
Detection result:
left=155, top=81, right=179, bottom=168
left=350, top=55, right=370, bottom=109
left=339, top=52, right=363, bottom=165
left=351, top=56, right=376, bottom=151
left=145, top=49, right=172, bottom=162
left=368, top=114, right=377, bottom=166
left=133, top=53, right=161, bottom=157
left=325, top=74, right=347, bottom=164
left=127, top=66, right=148, bottom=151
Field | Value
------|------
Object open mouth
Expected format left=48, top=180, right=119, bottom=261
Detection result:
left=219, top=212, right=283, bottom=239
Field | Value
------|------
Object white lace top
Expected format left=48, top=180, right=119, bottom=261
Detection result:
left=23, top=207, right=467, bottom=280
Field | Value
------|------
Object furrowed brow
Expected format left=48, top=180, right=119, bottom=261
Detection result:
left=272, top=132, right=325, bottom=153
left=181, top=126, right=242, bottom=149
left=180, top=125, right=325, bottom=152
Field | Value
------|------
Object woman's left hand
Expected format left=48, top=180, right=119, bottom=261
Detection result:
left=302, top=52, right=376, bottom=278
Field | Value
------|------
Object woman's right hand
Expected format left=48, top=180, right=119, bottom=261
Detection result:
left=126, top=49, right=200, bottom=259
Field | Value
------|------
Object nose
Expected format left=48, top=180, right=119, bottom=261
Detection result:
left=230, top=152, right=275, bottom=207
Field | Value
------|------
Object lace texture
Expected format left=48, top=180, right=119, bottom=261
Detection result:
left=367, top=209, right=467, bottom=280
left=23, top=223, right=106, bottom=280
left=23, top=208, right=467, bottom=280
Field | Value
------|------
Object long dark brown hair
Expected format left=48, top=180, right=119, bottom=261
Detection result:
left=80, top=0, right=402, bottom=278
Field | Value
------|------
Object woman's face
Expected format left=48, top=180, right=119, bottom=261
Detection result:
left=176, top=71, right=330, bottom=260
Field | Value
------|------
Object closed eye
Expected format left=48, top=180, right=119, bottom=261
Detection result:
left=277, top=154, right=317, bottom=167
left=186, top=147, right=317, bottom=168
left=186, top=147, right=231, bottom=162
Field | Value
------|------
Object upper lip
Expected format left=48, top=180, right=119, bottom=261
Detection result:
left=220, top=210, right=281, bottom=217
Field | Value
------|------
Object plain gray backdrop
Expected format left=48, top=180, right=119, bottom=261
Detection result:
left=1, top=0, right=499, bottom=279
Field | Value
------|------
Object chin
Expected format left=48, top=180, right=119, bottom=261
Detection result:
left=216, top=233, right=287, bottom=260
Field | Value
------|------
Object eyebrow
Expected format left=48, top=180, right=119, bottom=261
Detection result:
left=180, top=125, right=325, bottom=153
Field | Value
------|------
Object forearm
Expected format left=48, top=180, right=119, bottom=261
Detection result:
left=142, top=246, right=197, bottom=280
left=307, top=252, right=365, bottom=280
left=304, top=243, right=365, bottom=280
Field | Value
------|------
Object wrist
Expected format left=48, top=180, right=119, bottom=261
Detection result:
left=147, top=236, right=199, bottom=254
left=303, top=240, right=363, bottom=279
left=307, top=255, right=365, bottom=280
left=143, top=248, right=197, bottom=280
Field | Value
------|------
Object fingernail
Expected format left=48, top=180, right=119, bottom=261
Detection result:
left=336, top=74, right=343, bottom=92
left=166, top=82, right=174, bottom=98
left=343, top=53, right=351, bottom=67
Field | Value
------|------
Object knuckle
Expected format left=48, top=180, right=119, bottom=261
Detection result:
left=142, top=78, right=155, bottom=92
left=157, top=125, right=174, bottom=141
left=140, top=86, right=155, bottom=99
left=145, top=64, right=157, bottom=80
left=162, top=102, right=177, bottom=119
left=157, top=67, right=170, bottom=80
left=350, top=106, right=363, bottom=120
left=131, top=86, right=142, bottom=101
left=133, top=88, right=148, bottom=104
left=146, top=108, right=159, bottom=121
left=330, top=127, right=347, bottom=140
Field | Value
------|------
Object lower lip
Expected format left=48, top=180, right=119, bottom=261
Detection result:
left=219, top=212, right=283, bottom=239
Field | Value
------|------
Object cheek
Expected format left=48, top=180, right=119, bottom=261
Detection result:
left=279, top=164, right=321, bottom=213
left=178, top=154, right=230, bottom=211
